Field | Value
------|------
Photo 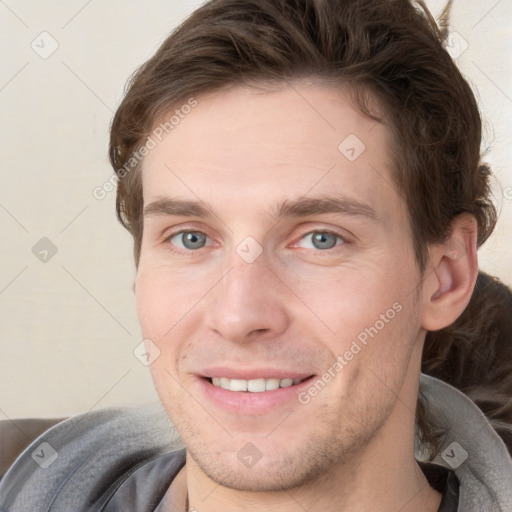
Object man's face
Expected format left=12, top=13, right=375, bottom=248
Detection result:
left=136, top=82, right=425, bottom=491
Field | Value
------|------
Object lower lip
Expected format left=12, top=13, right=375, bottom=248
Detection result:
left=197, top=376, right=316, bottom=415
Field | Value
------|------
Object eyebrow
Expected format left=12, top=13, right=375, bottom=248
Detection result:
left=143, top=195, right=378, bottom=221
left=144, top=198, right=213, bottom=218
left=274, top=196, right=377, bottom=220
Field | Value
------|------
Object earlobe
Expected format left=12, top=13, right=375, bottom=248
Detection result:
left=421, top=214, right=478, bottom=331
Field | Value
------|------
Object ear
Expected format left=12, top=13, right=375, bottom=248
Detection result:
left=421, top=213, right=478, bottom=331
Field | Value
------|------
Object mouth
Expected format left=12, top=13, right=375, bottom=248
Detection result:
left=205, top=376, right=309, bottom=392
left=197, top=373, right=316, bottom=415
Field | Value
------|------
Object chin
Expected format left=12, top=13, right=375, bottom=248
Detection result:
left=186, top=431, right=358, bottom=494
left=194, top=454, right=314, bottom=492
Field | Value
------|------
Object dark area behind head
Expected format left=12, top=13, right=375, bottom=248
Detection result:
left=422, top=272, right=512, bottom=456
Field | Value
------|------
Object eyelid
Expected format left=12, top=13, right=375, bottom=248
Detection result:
left=160, top=222, right=213, bottom=243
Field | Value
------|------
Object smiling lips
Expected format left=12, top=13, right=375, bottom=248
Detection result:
left=199, top=371, right=316, bottom=414
left=210, top=376, right=307, bottom=392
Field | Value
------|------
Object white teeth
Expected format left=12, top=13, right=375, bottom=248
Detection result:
left=230, top=379, right=248, bottom=392
left=210, top=377, right=304, bottom=392
left=265, top=378, right=280, bottom=391
left=247, top=378, right=266, bottom=392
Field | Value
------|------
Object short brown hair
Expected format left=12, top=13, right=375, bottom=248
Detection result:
left=109, top=0, right=499, bottom=457
left=110, top=0, right=496, bottom=271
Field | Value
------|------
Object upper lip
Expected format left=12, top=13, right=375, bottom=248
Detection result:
left=198, top=367, right=315, bottom=381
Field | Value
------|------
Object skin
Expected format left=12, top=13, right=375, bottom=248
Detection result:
left=135, top=81, right=478, bottom=512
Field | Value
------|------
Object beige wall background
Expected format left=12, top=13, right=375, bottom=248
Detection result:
left=1, top=0, right=511, bottom=419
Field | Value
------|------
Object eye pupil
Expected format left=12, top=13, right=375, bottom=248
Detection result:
left=183, top=231, right=206, bottom=249
left=312, top=232, right=337, bottom=249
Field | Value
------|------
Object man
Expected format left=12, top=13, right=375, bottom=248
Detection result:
left=1, top=0, right=511, bottom=510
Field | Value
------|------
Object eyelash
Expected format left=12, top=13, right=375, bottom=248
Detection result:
left=163, top=229, right=347, bottom=255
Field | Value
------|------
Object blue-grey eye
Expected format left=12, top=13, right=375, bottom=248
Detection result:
left=299, top=231, right=342, bottom=250
left=171, top=231, right=207, bottom=250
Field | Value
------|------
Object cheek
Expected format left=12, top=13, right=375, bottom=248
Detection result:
left=135, top=266, right=211, bottom=381
left=147, top=361, right=193, bottom=434
left=135, top=276, right=169, bottom=337
left=296, top=269, right=401, bottom=333
left=135, top=265, right=203, bottom=337
left=295, top=260, right=418, bottom=372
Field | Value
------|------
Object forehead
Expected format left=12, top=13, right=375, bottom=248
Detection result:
left=141, top=82, right=401, bottom=222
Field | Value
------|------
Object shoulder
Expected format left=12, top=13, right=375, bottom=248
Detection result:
left=0, top=404, right=183, bottom=512
left=419, top=374, right=512, bottom=511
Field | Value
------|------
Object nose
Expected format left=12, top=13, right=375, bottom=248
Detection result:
left=204, top=252, right=290, bottom=344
